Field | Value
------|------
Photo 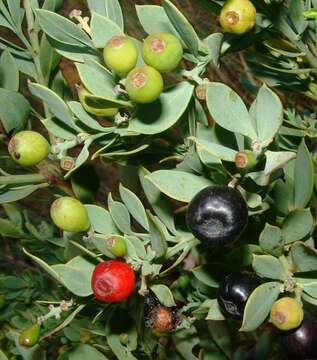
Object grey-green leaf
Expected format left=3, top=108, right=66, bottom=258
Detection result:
left=0, top=50, right=19, bottom=91
left=259, top=223, right=283, bottom=256
left=90, top=12, right=123, bottom=48
left=88, top=0, right=123, bottom=30
left=291, top=242, right=317, bottom=272
left=85, top=204, right=118, bottom=234
left=150, top=284, right=176, bottom=307
left=252, top=255, right=287, bottom=281
left=282, top=209, right=313, bottom=244
left=108, top=195, right=132, bottom=234
left=69, top=344, right=108, bottom=360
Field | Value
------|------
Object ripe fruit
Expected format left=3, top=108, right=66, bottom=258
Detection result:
left=142, top=32, right=183, bottom=72
left=217, top=272, right=261, bottom=319
left=186, top=186, right=248, bottom=246
left=103, top=35, right=138, bottom=78
left=219, top=0, right=256, bottom=34
left=91, top=260, right=136, bottom=302
left=8, top=130, right=50, bottom=166
left=280, top=315, right=317, bottom=359
left=50, top=197, right=90, bottom=233
left=105, top=235, right=127, bottom=258
left=78, top=87, right=118, bottom=117
left=125, top=65, right=164, bottom=104
left=270, top=297, right=304, bottom=331
left=19, top=324, right=40, bottom=347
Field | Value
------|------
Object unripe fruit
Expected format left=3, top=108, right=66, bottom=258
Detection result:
left=50, top=197, right=90, bottom=233
left=218, top=272, right=261, bottom=319
left=219, top=0, right=256, bottom=34
left=125, top=65, right=164, bottom=104
left=270, top=297, right=304, bottom=331
left=8, top=131, right=50, bottom=166
left=19, top=324, right=40, bottom=347
left=103, top=35, right=138, bottom=78
left=91, top=260, right=136, bottom=302
left=78, top=87, right=118, bottom=117
left=235, top=150, right=257, bottom=171
left=142, top=32, right=183, bottom=72
left=105, top=235, right=127, bottom=258
left=186, top=186, right=248, bottom=246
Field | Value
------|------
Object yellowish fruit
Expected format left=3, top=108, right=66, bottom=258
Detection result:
left=270, top=297, right=304, bottom=331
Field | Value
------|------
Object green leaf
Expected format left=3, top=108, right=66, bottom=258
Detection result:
left=282, top=209, right=313, bottom=244
left=90, top=12, right=122, bottom=48
left=85, top=204, right=118, bottom=234
left=205, top=299, right=225, bottom=320
left=259, top=223, right=283, bottom=256
left=192, top=266, right=219, bottom=287
left=39, top=34, right=61, bottom=84
left=252, top=255, right=287, bottom=281
left=0, top=184, right=48, bottom=204
left=146, top=170, right=212, bottom=202
left=128, top=81, right=194, bottom=135
left=0, top=349, right=8, bottom=360
left=0, top=88, right=30, bottom=132
left=69, top=344, right=108, bottom=360
left=150, top=284, right=176, bottom=307
left=294, top=140, right=313, bottom=209
left=291, top=242, right=317, bottom=272
left=108, top=195, right=132, bottom=234
left=162, top=0, right=200, bottom=56
left=206, top=82, right=257, bottom=139
left=36, top=9, right=94, bottom=47
left=148, top=212, right=168, bottom=259
left=189, top=137, right=237, bottom=161
left=295, top=278, right=317, bottom=298
left=252, top=85, right=283, bottom=144
left=119, top=184, right=149, bottom=231
left=0, top=218, right=24, bottom=238
left=240, top=282, right=281, bottom=332
left=2, top=203, right=23, bottom=226
left=0, top=49, right=19, bottom=91
left=264, top=151, right=296, bottom=176
left=203, top=33, right=223, bottom=66
left=88, top=0, right=123, bottom=30
left=42, top=117, right=77, bottom=140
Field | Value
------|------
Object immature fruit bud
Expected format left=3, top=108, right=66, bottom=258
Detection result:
left=235, top=150, right=257, bottom=171
left=125, top=65, right=164, bottom=104
left=50, top=196, right=90, bottom=233
left=142, top=32, right=183, bottom=72
left=78, top=87, right=118, bottom=117
left=8, top=131, right=50, bottom=166
left=219, top=0, right=256, bottom=34
left=270, top=297, right=304, bottom=331
left=91, top=260, right=136, bottom=302
left=19, top=324, right=40, bottom=348
left=105, top=235, right=127, bottom=257
left=103, top=35, right=138, bottom=78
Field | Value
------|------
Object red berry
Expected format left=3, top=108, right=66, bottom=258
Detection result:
left=91, top=261, right=136, bottom=302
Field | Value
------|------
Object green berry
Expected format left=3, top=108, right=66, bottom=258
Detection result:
left=125, top=65, right=164, bottom=104
left=50, top=196, right=90, bottom=233
left=105, top=235, right=127, bottom=258
left=19, top=324, right=40, bottom=348
left=142, top=32, right=183, bottom=72
left=220, top=0, right=256, bottom=34
left=270, top=297, right=304, bottom=331
left=235, top=150, right=257, bottom=171
left=8, top=131, right=50, bottom=166
left=78, top=87, right=118, bottom=117
left=103, top=35, right=138, bottom=78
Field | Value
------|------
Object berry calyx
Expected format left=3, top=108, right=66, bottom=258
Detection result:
left=125, top=65, right=164, bottom=104
left=91, top=260, right=136, bottom=302
left=78, top=87, right=118, bottom=117
left=217, top=272, right=261, bottom=319
left=235, top=150, right=257, bottom=171
left=8, top=130, right=50, bottom=167
left=142, top=32, right=183, bottom=72
left=19, top=324, right=40, bottom=347
left=103, top=35, right=138, bottom=78
left=219, top=0, right=256, bottom=34
left=105, top=235, right=127, bottom=258
left=186, top=186, right=248, bottom=246
left=270, top=297, right=304, bottom=331
left=50, top=196, right=90, bottom=233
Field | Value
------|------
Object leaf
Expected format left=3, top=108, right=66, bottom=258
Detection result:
left=0, top=349, right=8, bottom=360
left=206, top=82, right=257, bottom=139
left=0, top=184, right=48, bottom=204
left=264, top=151, right=296, bottom=176
left=252, top=255, right=287, bottom=281
left=108, top=195, right=132, bottom=234
left=119, top=184, right=149, bottom=231
left=36, top=9, right=94, bottom=47
left=253, top=84, right=283, bottom=144
left=90, top=12, right=123, bottom=48
left=282, top=209, right=313, bottom=244
left=146, top=170, right=212, bottom=202
left=162, top=0, right=200, bottom=56
left=69, top=344, right=108, bottom=360
left=192, top=266, right=219, bottom=287
left=0, top=50, right=19, bottom=91
left=148, top=212, right=168, bottom=259
left=259, top=223, right=283, bottom=256
left=203, top=33, right=223, bottom=66
left=240, top=282, right=281, bottom=332
left=0, top=89, right=30, bottom=132
left=291, top=242, right=317, bottom=272
left=206, top=299, right=225, bottom=320
left=39, top=34, right=61, bottom=84
left=150, top=284, right=176, bottom=307
left=128, top=81, right=194, bottom=135
left=88, top=0, right=123, bottom=30
left=85, top=204, right=118, bottom=234
left=294, top=140, right=313, bottom=209
left=295, top=278, right=317, bottom=298
left=0, top=218, right=24, bottom=238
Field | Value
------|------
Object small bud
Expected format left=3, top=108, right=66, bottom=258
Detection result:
left=195, top=84, right=207, bottom=100
left=60, top=157, right=75, bottom=171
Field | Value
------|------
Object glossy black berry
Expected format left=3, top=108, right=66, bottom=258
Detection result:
left=186, top=186, right=248, bottom=246
left=280, top=314, right=317, bottom=359
left=217, top=272, right=261, bottom=320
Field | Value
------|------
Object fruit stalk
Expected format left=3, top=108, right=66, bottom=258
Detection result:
left=0, top=173, right=46, bottom=185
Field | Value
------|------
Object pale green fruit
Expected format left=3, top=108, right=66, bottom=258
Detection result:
left=8, top=130, right=50, bottom=166
left=19, top=324, right=40, bottom=348
left=50, top=197, right=90, bottom=233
